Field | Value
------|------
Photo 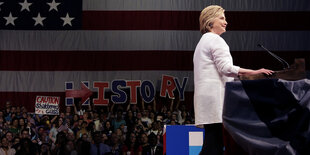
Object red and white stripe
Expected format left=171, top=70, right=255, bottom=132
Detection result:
left=0, top=0, right=309, bottom=111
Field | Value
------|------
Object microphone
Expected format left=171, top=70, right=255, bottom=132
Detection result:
left=257, top=44, right=290, bottom=69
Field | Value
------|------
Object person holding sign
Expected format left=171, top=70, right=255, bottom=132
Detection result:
left=193, top=5, right=273, bottom=155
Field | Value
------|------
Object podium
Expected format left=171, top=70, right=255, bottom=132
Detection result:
left=239, top=58, right=306, bottom=81
left=223, top=63, right=310, bottom=155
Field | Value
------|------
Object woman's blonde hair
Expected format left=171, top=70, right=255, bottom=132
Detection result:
left=199, top=5, right=225, bottom=34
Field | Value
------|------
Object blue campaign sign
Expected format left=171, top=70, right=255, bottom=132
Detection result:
left=165, top=125, right=204, bottom=155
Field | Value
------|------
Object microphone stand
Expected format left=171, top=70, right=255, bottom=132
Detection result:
left=257, top=44, right=290, bottom=70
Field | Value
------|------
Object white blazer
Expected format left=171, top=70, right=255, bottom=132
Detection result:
left=193, top=32, right=240, bottom=125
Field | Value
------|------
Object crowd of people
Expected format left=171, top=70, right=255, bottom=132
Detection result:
left=0, top=97, right=194, bottom=155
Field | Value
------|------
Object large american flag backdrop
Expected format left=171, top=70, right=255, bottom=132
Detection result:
left=0, top=0, right=309, bottom=111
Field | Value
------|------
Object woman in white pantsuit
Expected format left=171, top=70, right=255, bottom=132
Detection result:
left=193, top=5, right=273, bottom=155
